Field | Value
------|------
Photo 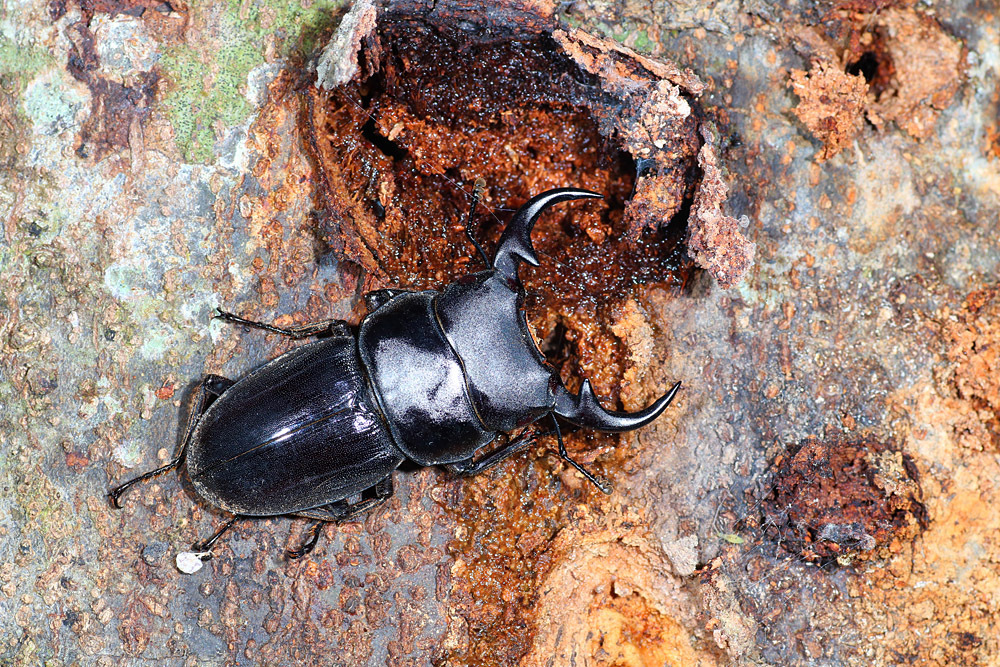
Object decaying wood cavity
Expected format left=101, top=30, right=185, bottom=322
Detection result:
left=300, top=7, right=752, bottom=664
left=788, top=5, right=965, bottom=160
left=306, top=11, right=755, bottom=297
left=761, top=436, right=926, bottom=565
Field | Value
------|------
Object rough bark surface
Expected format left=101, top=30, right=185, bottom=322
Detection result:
left=1, top=0, right=998, bottom=665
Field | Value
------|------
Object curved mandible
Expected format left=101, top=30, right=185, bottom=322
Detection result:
left=493, top=188, right=602, bottom=280
left=553, top=380, right=681, bottom=432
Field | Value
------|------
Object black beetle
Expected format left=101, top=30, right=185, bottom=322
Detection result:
left=109, top=188, right=680, bottom=572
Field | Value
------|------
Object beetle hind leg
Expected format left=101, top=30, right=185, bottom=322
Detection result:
left=286, top=477, right=395, bottom=559
left=108, top=374, right=234, bottom=508
left=174, top=513, right=246, bottom=574
left=192, top=514, right=243, bottom=552
left=286, top=521, right=324, bottom=560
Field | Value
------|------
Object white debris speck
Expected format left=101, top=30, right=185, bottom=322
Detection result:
left=176, top=551, right=207, bottom=574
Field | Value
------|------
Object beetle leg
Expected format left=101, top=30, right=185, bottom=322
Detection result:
left=286, top=521, right=324, bottom=560
left=444, top=429, right=549, bottom=476
left=292, top=476, right=395, bottom=522
left=462, top=177, right=490, bottom=268
left=286, top=477, right=395, bottom=559
left=108, top=374, right=234, bottom=508
left=549, top=413, right=613, bottom=495
left=214, top=308, right=351, bottom=338
left=174, top=514, right=246, bottom=573
left=192, top=514, right=243, bottom=552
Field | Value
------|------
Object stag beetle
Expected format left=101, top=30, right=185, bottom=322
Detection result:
left=109, top=188, right=681, bottom=573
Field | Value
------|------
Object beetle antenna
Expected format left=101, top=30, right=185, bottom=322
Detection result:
left=549, top=413, right=613, bottom=495
left=463, top=177, right=490, bottom=268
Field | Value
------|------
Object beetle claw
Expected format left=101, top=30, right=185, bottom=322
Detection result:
left=107, top=489, right=124, bottom=509
left=286, top=521, right=323, bottom=560
left=562, top=457, right=613, bottom=495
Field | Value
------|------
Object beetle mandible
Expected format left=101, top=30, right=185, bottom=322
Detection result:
left=109, top=188, right=681, bottom=573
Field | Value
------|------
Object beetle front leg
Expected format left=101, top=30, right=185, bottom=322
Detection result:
left=461, top=176, right=490, bottom=268
left=549, top=413, right=613, bottom=495
left=108, top=374, right=234, bottom=508
left=214, top=308, right=351, bottom=338
left=446, top=417, right=614, bottom=494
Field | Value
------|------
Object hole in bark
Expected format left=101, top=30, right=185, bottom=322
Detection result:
left=846, top=50, right=879, bottom=83
left=761, top=436, right=926, bottom=566
left=300, top=18, right=702, bottom=664
left=845, top=32, right=894, bottom=98
left=304, top=17, right=694, bottom=313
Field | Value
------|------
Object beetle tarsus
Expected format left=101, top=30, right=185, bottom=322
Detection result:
left=463, top=177, right=490, bottom=268
left=287, top=521, right=324, bottom=559
left=178, top=516, right=242, bottom=572
left=549, top=413, right=614, bottom=495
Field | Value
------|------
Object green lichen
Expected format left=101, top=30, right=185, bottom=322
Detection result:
left=12, top=637, right=38, bottom=667
left=0, top=225, right=9, bottom=273
left=104, top=264, right=145, bottom=301
left=21, top=72, right=88, bottom=135
left=632, top=30, right=652, bottom=53
left=559, top=13, right=583, bottom=29
left=0, top=40, right=54, bottom=149
left=160, top=39, right=258, bottom=163
left=224, top=0, right=347, bottom=56
left=139, top=328, right=173, bottom=361
left=0, top=41, right=52, bottom=83
left=159, top=0, right=345, bottom=163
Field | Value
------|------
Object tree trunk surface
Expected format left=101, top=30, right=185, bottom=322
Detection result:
left=1, top=0, right=997, bottom=665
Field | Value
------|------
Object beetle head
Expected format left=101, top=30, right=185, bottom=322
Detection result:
left=440, top=187, right=680, bottom=435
